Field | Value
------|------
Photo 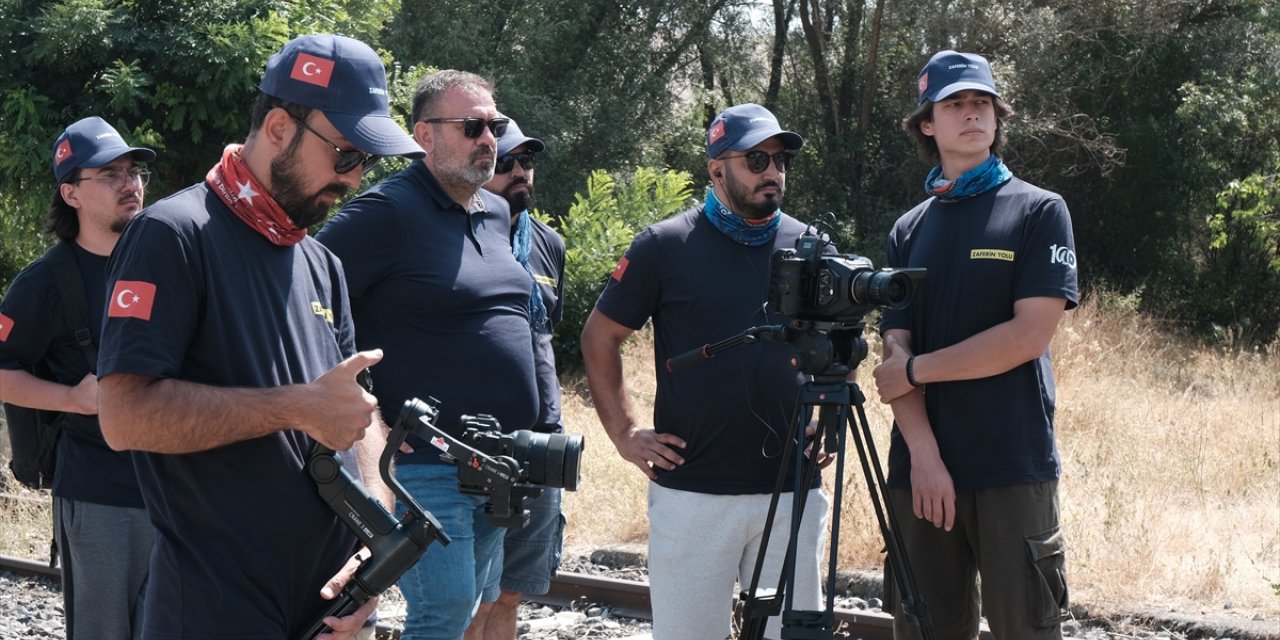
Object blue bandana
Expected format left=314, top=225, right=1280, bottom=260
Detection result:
left=512, top=210, right=549, bottom=331
left=702, top=188, right=781, bottom=246
left=925, top=153, right=1013, bottom=202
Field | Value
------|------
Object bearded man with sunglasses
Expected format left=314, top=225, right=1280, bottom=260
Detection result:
left=581, top=103, right=830, bottom=640
left=96, top=34, right=422, bottom=639
left=319, top=71, right=538, bottom=640
left=0, top=116, right=154, bottom=639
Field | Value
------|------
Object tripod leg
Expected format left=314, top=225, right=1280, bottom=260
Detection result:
left=844, top=382, right=934, bottom=640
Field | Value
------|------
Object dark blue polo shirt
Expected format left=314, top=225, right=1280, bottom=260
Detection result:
left=881, top=177, right=1078, bottom=489
left=0, top=242, right=143, bottom=507
left=594, top=207, right=818, bottom=495
left=318, top=161, right=538, bottom=463
left=98, top=183, right=358, bottom=638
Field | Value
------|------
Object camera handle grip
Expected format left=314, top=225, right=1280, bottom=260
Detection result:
left=665, top=324, right=787, bottom=372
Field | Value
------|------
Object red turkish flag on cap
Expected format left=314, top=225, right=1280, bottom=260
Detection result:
left=290, top=53, right=334, bottom=88
left=708, top=121, right=725, bottom=144
left=55, top=140, right=72, bottom=165
left=108, top=280, right=157, bottom=321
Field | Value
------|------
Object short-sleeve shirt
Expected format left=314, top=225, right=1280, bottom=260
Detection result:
left=317, top=161, right=538, bottom=464
left=98, top=183, right=358, bottom=637
left=0, top=242, right=142, bottom=507
left=594, top=207, right=818, bottom=495
left=880, top=177, right=1078, bottom=489
left=524, top=216, right=566, bottom=430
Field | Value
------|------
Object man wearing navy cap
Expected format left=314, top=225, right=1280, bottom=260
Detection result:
left=873, top=50, right=1076, bottom=639
left=97, top=34, right=422, bottom=639
left=581, top=103, right=830, bottom=640
left=0, top=116, right=154, bottom=639
left=466, top=116, right=566, bottom=640
left=318, top=70, right=538, bottom=639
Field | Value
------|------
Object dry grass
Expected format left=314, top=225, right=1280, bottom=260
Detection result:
left=559, top=294, right=1280, bottom=616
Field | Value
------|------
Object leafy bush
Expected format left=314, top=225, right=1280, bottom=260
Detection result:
left=550, top=167, right=694, bottom=369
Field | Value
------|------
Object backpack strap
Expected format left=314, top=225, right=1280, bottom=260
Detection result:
left=42, top=240, right=98, bottom=370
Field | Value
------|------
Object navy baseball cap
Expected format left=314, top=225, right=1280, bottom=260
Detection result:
left=52, top=117, right=155, bottom=184
left=706, top=103, right=803, bottom=159
left=260, top=34, right=423, bottom=159
left=916, top=50, right=999, bottom=104
left=495, top=114, right=545, bottom=156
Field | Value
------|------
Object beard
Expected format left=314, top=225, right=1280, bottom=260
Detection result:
left=434, top=142, right=495, bottom=194
left=724, top=170, right=783, bottom=219
left=270, top=146, right=350, bottom=229
left=503, top=181, right=534, bottom=213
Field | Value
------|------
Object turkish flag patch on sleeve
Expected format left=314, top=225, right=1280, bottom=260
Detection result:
left=611, top=256, right=630, bottom=282
left=108, top=281, right=157, bottom=320
left=0, top=311, right=14, bottom=342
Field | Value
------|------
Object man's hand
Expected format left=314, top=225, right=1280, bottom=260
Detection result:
left=909, top=450, right=956, bottom=531
left=803, top=423, right=835, bottom=469
left=301, top=350, right=384, bottom=451
left=872, top=336, right=915, bottom=403
left=314, top=552, right=379, bottom=640
left=612, top=426, right=686, bottom=480
left=66, top=373, right=99, bottom=415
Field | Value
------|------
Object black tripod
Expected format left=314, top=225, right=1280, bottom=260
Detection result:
left=669, top=320, right=932, bottom=640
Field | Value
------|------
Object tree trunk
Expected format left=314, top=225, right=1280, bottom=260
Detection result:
left=765, top=0, right=796, bottom=111
left=799, top=0, right=840, bottom=137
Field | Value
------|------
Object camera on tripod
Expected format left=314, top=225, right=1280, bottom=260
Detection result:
left=769, top=233, right=924, bottom=323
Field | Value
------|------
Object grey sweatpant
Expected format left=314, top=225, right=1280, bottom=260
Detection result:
left=54, top=497, right=153, bottom=640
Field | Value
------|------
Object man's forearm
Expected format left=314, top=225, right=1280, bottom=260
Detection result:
left=911, top=297, right=1066, bottom=385
left=99, top=373, right=309, bottom=453
left=354, top=419, right=394, bottom=511
left=0, top=368, right=82, bottom=413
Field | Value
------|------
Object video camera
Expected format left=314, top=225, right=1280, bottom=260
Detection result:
left=769, top=232, right=924, bottom=323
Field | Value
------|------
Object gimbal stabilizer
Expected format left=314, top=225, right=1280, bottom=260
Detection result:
left=299, top=397, right=528, bottom=640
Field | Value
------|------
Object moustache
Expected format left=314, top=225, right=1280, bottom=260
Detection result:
left=755, top=181, right=782, bottom=193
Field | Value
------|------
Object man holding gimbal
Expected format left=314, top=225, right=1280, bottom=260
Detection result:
left=581, top=103, right=830, bottom=640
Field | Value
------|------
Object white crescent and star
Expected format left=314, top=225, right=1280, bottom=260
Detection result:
left=116, top=289, right=140, bottom=309
left=302, top=61, right=323, bottom=77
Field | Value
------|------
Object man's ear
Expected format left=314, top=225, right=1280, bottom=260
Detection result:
left=919, top=119, right=935, bottom=137
left=413, top=120, right=433, bottom=155
left=60, top=181, right=81, bottom=209
left=260, top=107, right=298, bottom=153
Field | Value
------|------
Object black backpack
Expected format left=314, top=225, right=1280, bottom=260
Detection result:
left=3, top=241, right=96, bottom=491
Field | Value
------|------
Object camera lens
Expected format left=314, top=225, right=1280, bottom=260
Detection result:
left=511, top=430, right=584, bottom=490
left=851, top=270, right=916, bottom=309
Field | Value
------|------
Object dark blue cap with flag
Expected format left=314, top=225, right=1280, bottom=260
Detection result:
left=260, top=34, right=423, bottom=159
left=52, top=117, right=155, bottom=184
left=706, top=103, right=803, bottom=160
left=916, top=50, right=1000, bottom=104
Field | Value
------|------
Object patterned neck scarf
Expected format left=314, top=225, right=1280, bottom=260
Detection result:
left=924, top=153, right=1013, bottom=202
left=511, top=210, right=549, bottom=331
left=702, top=188, right=780, bottom=246
left=206, top=144, right=306, bottom=246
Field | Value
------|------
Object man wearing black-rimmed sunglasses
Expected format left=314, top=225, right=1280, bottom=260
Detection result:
left=0, top=116, right=155, bottom=640
left=582, top=103, right=831, bottom=640
left=96, top=34, right=424, bottom=640
left=319, top=71, right=540, bottom=640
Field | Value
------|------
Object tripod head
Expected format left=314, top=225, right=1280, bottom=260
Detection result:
left=665, top=319, right=868, bottom=382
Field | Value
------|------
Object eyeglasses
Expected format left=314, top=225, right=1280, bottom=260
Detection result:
left=75, top=168, right=150, bottom=190
left=421, top=117, right=510, bottom=139
left=719, top=151, right=794, bottom=174
left=495, top=152, right=536, bottom=174
left=291, top=116, right=381, bottom=175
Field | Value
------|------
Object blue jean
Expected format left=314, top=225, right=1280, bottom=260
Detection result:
left=395, top=463, right=505, bottom=640
left=480, top=486, right=565, bottom=600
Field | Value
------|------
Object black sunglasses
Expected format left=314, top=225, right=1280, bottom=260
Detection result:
left=291, top=116, right=380, bottom=175
left=720, top=150, right=794, bottom=174
left=495, top=152, right=536, bottom=174
left=421, top=117, right=510, bottom=139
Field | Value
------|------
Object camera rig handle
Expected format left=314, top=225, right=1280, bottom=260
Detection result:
left=665, top=324, right=788, bottom=372
left=299, top=398, right=453, bottom=640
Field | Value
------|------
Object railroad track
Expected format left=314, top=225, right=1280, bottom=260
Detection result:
left=0, top=552, right=901, bottom=639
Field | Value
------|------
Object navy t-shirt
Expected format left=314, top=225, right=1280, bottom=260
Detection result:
left=318, top=161, right=538, bottom=464
left=522, top=216, right=565, bottom=430
left=0, top=242, right=143, bottom=507
left=594, top=207, right=818, bottom=495
left=98, top=183, right=358, bottom=637
left=880, top=177, right=1078, bottom=489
